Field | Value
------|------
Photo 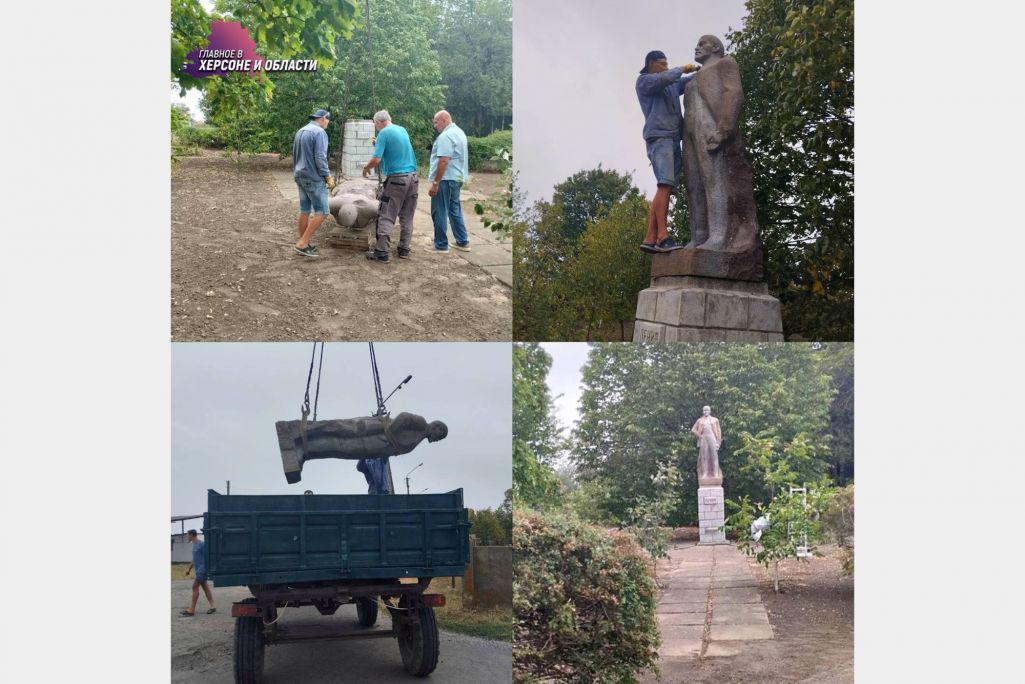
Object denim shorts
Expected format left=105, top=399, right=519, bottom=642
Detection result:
left=295, top=175, right=329, bottom=215
left=645, top=137, right=682, bottom=188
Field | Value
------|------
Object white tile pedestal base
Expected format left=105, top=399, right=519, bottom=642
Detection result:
left=698, top=486, right=728, bottom=544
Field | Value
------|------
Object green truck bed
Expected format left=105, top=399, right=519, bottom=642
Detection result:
left=203, top=489, right=470, bottom=587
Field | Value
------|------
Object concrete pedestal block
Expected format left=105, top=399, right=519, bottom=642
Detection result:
left=633, top=275, right=784, bottom=342
left=698, top=486, right=728, bottom=545
left=341, top=119, right=375, bottom=179
left=326, top=227, right=372, bottom=251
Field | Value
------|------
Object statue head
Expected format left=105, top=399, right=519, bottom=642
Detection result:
left=337, top=203, right=358, bottom=227
left=702, top=405, right=712, bottom=417
left=427, top=420, right=448, bottom=442
left=694, top=35, right=724, bottom=64
left=640, top=50, right=668, bottom=74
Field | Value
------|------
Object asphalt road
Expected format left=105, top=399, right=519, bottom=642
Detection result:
left=171, top=580, right=511, bottom=683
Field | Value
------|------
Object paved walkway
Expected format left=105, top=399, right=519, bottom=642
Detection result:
left=656, top=542, right=773, bottom=662
left=271, top=171, right=512, bottom=287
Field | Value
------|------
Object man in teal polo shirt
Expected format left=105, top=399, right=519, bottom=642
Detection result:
left=426, top=110, right=470, bottom=253
left=362, top=110, right=419, bottom=262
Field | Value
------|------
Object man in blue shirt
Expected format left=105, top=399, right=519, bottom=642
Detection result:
left=426, top=110, right=471, bottom=253
left=180, top=529, right=216, bottom=616
left=363, top=110, right=419, bottom=262
left=635, top=51, right=698, bottom=253
left=292, top=108, right=335, bottom=257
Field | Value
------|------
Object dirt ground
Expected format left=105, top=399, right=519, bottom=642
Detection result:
left=171, top=151, right=511, bottom=341
left=649, top=531, right=854, bottom=684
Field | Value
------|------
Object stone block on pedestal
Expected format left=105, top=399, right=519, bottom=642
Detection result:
left=633, top=247, right=785, bottom=342
left=697, top=486, right=728, bottom=545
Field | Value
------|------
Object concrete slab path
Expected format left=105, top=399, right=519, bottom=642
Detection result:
left=654, top=542, right=774, bottom=666
left=271, top=171, right=512, bottom=287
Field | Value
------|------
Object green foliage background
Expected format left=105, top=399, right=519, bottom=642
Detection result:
left=172, top=0, right=512, bottom=168
left=514, top=510, right=660, bottom=684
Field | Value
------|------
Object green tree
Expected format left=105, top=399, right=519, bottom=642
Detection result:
left=512, top=344, right=562, bottom=508
left=550, top=166, right=636, bottom=242
left=572, top=343, right=836, bottom=526
left=567, top=193, right=651, bottom=340
left=512, top=168, right=650, bottom=341
left=815, top=342, right=854, bottom=482
left=726, top=431, right=838, bottom=592
left=202, top=0, right=445, bottom=162
left=727, top=0, right=854, bottom=340
left=433, top=0, right=512, bottom=136
left=468, top=508, right=511, bottom=545
left=171, top=0, right=360, bottom=92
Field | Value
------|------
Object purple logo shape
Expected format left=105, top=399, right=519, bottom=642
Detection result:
left=182, top=20, right=266, bottom=79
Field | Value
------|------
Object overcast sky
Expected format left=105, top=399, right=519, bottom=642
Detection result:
left=539, top=343, right=590, bottom=442
left=171, top=343, right=511, bottom=534
left=513, top=0, right=748, bottom=205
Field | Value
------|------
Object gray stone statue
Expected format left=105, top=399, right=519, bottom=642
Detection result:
left=328, top=193, right=379, bottom=230
left=275, top=412, right=448, bottom=483
left=682, top=35, right=760, bottom=254
left=691, top=405, right=723, bottom=486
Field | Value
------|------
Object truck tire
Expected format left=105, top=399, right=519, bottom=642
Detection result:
left=356, top=597, right=378, bottom=627
left=396, top=599, right=439, bottom=677
left=233, top=599, right=265, bottom=684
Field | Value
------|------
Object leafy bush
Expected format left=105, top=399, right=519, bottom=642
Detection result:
left=182, top=125, right=227, bottom=149
left=171, top=105, right=197, bottom=159
left=514, top=510, right=660, bottom=684
left=468, top=129, right=512, bottom=171
left=821, top=483, right=854, bottom=576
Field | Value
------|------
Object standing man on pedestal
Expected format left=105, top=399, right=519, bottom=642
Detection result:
left=635, top=51, right=698, bottom=254
left=426, top=110, right=471, bottom=254
left=292, top=109, right=334, bottom=257
left=691, top=405, right=723, bottom=485
left=363, top=110, right=419, bottom=262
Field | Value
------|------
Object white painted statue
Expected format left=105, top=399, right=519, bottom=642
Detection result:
left=691, top=405, right=723, bottom=486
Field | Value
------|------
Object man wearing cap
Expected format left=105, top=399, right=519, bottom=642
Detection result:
left=635, top=51, right=698, bottom=254
left=362, top=110, right=419, bottom=262
left=292, top=109, right=334, bottom=257
left=425, top=110, right=471, bottom=254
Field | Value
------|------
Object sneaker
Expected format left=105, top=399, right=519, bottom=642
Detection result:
left=294, top=244, right=319, bottom=257
left=639, top=242, right=658, bottom=254
left=453, top=243, right=472, bottom=252
left=425, top=246, right=450, bottom=254
left=397, top=248, right=411, bottom=260
left=365, top=250, right=389, bottom=262
left=654, top=238, right=684, bottom=252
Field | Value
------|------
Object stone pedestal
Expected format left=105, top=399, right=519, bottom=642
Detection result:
left=698, top=486, right=728, bottom=545
left=326, top=227, right=372, bottom=251
left=341, top=119, right=376, bottom=178
left=634, top=246, right=783, bottom=342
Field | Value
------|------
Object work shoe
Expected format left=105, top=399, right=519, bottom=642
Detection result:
left=424, top=246, right=450, bottom=254
left=639, top=242, right=658, bottom=254
left=453, top=243, right=472, bottom=252
left=397, top=248, right=411, bottom=259
left=294, top=244, right=319, bottom=257
left=365, top=250, right=389, bottom=262
left=654, top=237, right=684, bottom=252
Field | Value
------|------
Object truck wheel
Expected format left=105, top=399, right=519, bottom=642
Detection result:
left=396, top=598, right=439, bottom=677
left=233, top=599, right=265, bottom=684
left=356, top=597, right=378, bottom=627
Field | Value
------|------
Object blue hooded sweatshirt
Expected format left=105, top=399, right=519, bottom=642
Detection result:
left=635, top=66, right=694, bottom=142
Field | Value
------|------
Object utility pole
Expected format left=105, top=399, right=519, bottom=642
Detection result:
left=404, top=462, right=424, bottom=495
left=226, top=480, right=230, bottom=495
